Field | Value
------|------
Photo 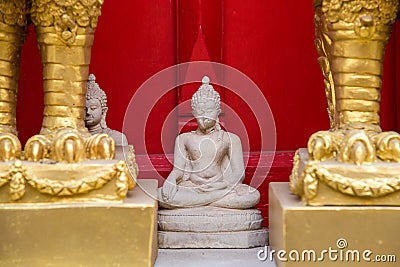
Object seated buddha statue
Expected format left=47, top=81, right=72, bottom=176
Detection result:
left=159, top=76, right=260, bottom=209
left=85, top=74, right=128, bottom=146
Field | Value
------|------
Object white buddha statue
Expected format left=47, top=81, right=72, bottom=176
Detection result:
left=85, top=74, right=128, bottom=146
left=159, top=76, right=260, bottom=209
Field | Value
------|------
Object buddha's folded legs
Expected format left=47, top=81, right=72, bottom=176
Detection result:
left=210, top=184, right=260, bottom=209
left=159, top=183, right=260, bottom=209
left=159, top=185, right=229, bottom=209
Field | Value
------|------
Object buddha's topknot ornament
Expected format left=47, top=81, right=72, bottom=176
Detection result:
left=191, top=76, right=221, bottom=111
left=86, top=74, right=107, bottom=109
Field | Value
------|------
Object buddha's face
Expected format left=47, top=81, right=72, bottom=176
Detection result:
left=85, top=98, right=103, bottom=127
left=192, top=100, right=220, bottom=132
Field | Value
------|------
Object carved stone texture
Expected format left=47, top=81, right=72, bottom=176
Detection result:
left=158, top=206, right=263, bottom=232
left=159, top=76, right=260, bottom=209
left=157, top=77, right=267, bottom=248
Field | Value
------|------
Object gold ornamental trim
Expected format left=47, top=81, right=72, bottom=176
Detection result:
left=289, top=150, right=302, bottom=195
left=298, top=163, right=400, bottom=200
left=0, top=160, right=131, bottom=201
left=31, top=0, right=104, bottom=29
left=317, top=166, right=400, bottom=197
left=321, top=0, right=399, bottom=25
left=0, top=1, right=28, bottom=27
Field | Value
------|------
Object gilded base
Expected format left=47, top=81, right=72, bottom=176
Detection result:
left=0, top=159, right=135, bottom=203
left=290, top=148, right=400, bottom=205
left=0, top=179, right=158, bottom=267
left=269, top=182, right=399, bottom=267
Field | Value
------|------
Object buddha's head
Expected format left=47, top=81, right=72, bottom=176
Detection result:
left=191, top=76, right=221, bottom=132
left=85, top=74, right=108, bottom=129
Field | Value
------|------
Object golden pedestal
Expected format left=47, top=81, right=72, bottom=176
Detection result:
left=290, top=149, right=400, bottom=206
left=269, top=182, right=399, bottom=267
left=0, top=159, right=135, bottom=203
left=0, top=179, right=158, bottom=267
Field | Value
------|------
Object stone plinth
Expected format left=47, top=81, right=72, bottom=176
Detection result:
left=269, top=182, right=400, bottom=267
left=158, top=206, right=268, bottom=248
left=0, top=179, right=158, bottom=267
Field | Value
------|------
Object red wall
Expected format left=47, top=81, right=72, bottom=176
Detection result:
left=18, top=0, right=178, bottom=148
left=16, top=1, right=400, bottom=223
left=17, top=1, right=399, bottom=152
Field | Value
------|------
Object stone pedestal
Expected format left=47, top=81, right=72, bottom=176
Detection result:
left=158, top=206, right=268, bottom=248
left=269, top=182, right=400, bottom=267
left=0, top=179, right=158, bottom=267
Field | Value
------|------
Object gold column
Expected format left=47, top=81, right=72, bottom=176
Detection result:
left=30, top=0, right=102, bottom=134
left=24, top=0, right=114, bottom=162
left=309, top=0, right=400, bottom=163
left=290, top=0, right=400, bottom=204
left=0, top=0, right=27, bottom=161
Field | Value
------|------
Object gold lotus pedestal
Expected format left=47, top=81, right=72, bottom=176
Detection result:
left=270, top=0, right=400, bottom=266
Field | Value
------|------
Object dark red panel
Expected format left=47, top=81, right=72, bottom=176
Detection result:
left=90, top=0, right=177, bottom=155
left=223, top=1, right=399, bottom=151
left=177, top=0, right=222, bottom=64
left=18, top=26, right=43, bottom=145
left=380, top=24, right=398, bottom=132
left=176, top=0, right=224, bottom=125
left=223, top=1, right=325, bottom=151
left=396, top=21, right=400, bottom=130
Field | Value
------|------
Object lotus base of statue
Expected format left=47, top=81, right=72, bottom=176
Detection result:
left=158, top=206, right=268, bottom=248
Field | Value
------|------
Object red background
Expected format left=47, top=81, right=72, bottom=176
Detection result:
left=17, top=1, right=400, bottom=224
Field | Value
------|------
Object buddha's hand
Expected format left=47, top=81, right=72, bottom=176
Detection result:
left=161, top=179, right=178, bottom=202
